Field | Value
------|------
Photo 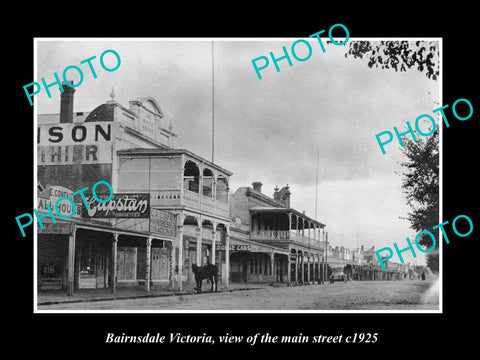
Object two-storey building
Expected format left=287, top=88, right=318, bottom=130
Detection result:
left=37, top=86, right=232, bottom=295
left=229, top=182, right=327, bottom=285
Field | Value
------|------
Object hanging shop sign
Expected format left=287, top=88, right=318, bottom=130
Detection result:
left=37, top=185, right=82, bottom=219
left=83, top=193, right=150, bottom=218
left=150, top=209, right=176, bottom=238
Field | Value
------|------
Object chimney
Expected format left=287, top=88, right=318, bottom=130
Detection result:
left=273, top=185, right=280, bottom=201
left=60, top=81, right=75, bottom=123
left=252, top=182, right=263, bottom=193
left=283, top=184, right=291, bottom=208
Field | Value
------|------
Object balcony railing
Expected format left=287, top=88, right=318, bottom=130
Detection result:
left=250, top=230, right=325, bottom=249
left=150, top=189, right=229, bottom=218
left=151, top=190, right=182, bottom=206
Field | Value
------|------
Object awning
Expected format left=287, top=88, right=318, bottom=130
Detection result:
left=36, top=218, right=175, bottom=242
left=224, top=237, right=289, bottom=255
left=327, top=258, right=361, bottom=266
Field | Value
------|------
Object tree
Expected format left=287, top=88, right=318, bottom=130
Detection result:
left=345, top=40, right=440, bottom=271
left=345, top=40, right=439, bottom=80
left=400, top=129, right=439, bottom=273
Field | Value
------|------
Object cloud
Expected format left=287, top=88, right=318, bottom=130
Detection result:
left=35, top=39, right=439, bottom=263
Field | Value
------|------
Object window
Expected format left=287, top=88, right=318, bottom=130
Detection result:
left=184, top=160, right=200, bottom=193
left=203, top=168, right=214, bottom=197
left=216, top=175, right=228, bottom=203
left=40, top=263, right=60, bottom=277
left=80, top=246, right=95, bottom=275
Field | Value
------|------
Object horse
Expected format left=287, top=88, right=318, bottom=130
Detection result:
left=192, top=263, right=218, bottom=293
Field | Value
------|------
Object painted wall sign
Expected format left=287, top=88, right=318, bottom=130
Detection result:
left=83, top=193, right=149, bottom=218
left=37, top=123, right=112, bottom=165
left=217, top=244, right=251, bottom=252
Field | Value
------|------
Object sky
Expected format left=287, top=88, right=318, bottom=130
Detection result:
left=35, top=38, right=440, bottom=265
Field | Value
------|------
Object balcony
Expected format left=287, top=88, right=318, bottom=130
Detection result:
left=250, top=230, right=325, bottom=250
left=183, top=225, right=221, bottom=241
left=151, top=189, right=229, bottom=218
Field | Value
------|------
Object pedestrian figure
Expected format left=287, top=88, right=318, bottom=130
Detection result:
left=421, top=272, right=425, bottom=281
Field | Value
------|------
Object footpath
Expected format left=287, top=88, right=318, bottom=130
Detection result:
left=37, top=282, right=279, bottom=306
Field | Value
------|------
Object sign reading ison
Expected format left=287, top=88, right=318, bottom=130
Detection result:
left=37, top=123, right=112, bottom=165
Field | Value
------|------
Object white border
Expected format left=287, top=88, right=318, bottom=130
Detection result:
left=33, top=37, right=443, bottom=314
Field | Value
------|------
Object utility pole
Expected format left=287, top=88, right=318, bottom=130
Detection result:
left=325, top=232, right=328, bottom=283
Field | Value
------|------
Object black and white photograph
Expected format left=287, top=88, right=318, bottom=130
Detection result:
left=33, top=37, right=441, bottom=312
left=8, top=7, right=478, bottom=356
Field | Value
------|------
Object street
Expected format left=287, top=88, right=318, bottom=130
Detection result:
left=37, top=279, right=439, bottom=311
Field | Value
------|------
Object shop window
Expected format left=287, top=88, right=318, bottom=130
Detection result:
left=80, top=246, right=95, bottom=275
left=40, top=263, right=60, bottom=277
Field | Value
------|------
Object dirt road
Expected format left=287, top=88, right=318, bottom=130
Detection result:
left=38, top=279, right=439, bottom=311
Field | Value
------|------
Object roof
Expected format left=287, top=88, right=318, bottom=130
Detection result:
left=117, top=147, right=233, bottom=175
left=85, top=103, right=114, bottom=122
left=131, top=97, right=164, bottom=117
left=249, top=206, right=326, bottom=228
left=327, top=258, right=359, bottom=266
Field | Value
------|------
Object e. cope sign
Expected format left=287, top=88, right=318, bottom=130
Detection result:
left=24, top=49, right=121, bottom=106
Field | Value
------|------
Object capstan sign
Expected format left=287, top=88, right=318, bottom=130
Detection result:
left=83, top=193, right=150, bottom=218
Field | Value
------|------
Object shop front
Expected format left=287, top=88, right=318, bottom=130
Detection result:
left=226, top=238, right=289, bottom=284
left=37, top=207, right=177, bottom=296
